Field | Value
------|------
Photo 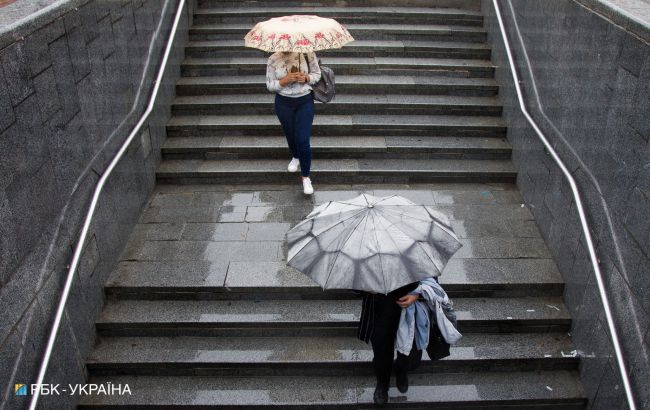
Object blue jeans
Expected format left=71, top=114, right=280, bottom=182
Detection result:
left=274, top=93, right=314, bottom=177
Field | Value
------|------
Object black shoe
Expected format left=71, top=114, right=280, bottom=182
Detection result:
left=373, top=383, right=388, bottom=406
left=396, top=371, right=408, bottom=393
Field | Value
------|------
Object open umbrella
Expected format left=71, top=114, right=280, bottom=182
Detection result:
left=286, top=194, right=463, bottom=294
left=244, top=15, right=354, bottom=53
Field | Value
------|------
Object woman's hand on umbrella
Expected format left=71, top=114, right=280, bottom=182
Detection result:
left=279, top=72, right=305, bottom=87
left=396, top=294, right=419, bottom=308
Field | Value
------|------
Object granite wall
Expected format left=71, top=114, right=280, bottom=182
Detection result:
left=482, top=0, right=649, bottom=408
left=0, top=0, right=191, bottom=407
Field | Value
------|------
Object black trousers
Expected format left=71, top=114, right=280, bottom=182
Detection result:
left=368, top=283, right=422, bottom=387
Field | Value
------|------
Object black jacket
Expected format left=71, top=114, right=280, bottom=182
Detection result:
left=356, top=280, right=452, bottom=362
left=356, top=282, right=418, bottom=344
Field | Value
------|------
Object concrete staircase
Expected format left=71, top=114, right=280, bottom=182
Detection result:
left=79, top=1, right=587, bottom=408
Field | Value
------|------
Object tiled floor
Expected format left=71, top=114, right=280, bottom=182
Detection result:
left=108, top=182, right=564, bottom=293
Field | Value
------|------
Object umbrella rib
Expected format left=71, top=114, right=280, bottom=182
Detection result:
left=309, top=207, right=368, bottom=236
left=374, top=194, right=398, bottom=205
left=422, top=206, right=456, bottom=230
left=291, top=212, right=366, bottom=287
left=352, top=210, right=373, bottom=289
left=378, top=206, right=458, bottom=240
left=373, top=212, right=412, bottom=289
left=414, top=240, right=441, bottom=273
left=379, top=214, right=446, bottom=273
left=370, top=211, right=387, bottom=295
left=376, top=206, right=433, bottom=223
left=288, top=207, right=368, bottom=263
left=322, top=209, right=370, bottom=290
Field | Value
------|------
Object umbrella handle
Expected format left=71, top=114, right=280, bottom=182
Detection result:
left=298, top=53, right=309, bottom=75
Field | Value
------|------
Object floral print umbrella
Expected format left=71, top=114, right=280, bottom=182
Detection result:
left=244, top=15, right=354, bottom=53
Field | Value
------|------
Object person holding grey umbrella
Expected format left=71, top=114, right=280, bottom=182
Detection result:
left=359, top=275, right=461, bottom=405
left=286, top=194, right=464, bottom=405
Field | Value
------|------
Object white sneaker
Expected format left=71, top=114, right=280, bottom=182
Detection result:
left=302, top=177, right=314, bottom=195
left=287, top=158, right=300, bottom=173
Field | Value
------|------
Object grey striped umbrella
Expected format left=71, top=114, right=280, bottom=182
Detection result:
left=286, top=194, right=462, bottom=294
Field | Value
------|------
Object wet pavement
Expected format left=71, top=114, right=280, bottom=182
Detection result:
left=86, top=183, right=585, bottom=408
left=111, top=183, right=560, bottom=294
left=80, top=370, right=585, bottom=407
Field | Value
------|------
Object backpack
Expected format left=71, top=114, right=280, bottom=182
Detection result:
left=305, top=53, right=335, bottom=103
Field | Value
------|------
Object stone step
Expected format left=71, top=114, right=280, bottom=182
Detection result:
left=192, top=6, right=483, bottom=26
left=181, top=56, right=495, bottom=77
left=196, top=0, right=483, bottom=9
left=176, top=75, right=499, bottom=96
left=189, top=22, right=488, bottom=42
left=87, top=333, right=578, bottom=376
left=155, top=158, right=516, bottom=184
left=161, top=135, right=512, bottom=160
left=171, top=94, right=503, bottom=116
left=96, top=297, right=571, bottom=336
left=166, top=114, right=507, bottom=137
left=146, top=183, right=526, bottom=203
left=106, top=253, right=562, bottom=299
left=78, top=371, right=587, bottom=408
left=185, top=39, right=491, bottom=59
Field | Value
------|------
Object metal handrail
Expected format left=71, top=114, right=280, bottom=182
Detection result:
left=491, top=1, right=636, bottom=409
left=28, top=0, right=187, bottom=408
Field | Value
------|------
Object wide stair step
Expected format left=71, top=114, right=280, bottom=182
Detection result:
left=186, top=39, right=491, bottom=59
left=87, top=333, right=578, bottom=375
left=189, top=22, right=487, bottom=42
left=97, top=297, right=571, bottom=336
left=171, top=94, right=502, bottom=116
left=181, top=56, right=495, bottom=77
left=161, top=135, right=512, bottom=160
left=79, top=371, right=586, bottom=408
left=195, top=0, right=483, bottom=7
left=166, top=114, right=507, bottom=137
left=107, top=252, right=562, bottom=298
left=155, top=158, right=516, bottom=184
left=176, top=75, right=499, bottom=96
left=192, top=6, right=484, bottom=26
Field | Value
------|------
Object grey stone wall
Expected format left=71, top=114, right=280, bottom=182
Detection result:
left=482, top=0, right=649, bottom=408
left=0, top=0, right=191, bottom=407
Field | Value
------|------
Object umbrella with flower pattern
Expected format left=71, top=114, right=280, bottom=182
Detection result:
left=244, top=15, right=354, bottom=53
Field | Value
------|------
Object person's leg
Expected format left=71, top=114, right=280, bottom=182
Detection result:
left=293, top=95, right=314, bottom=177
left=370, top=295, right=403, bottom=403
left=274, top=94, right=298, bottom=159
left=371, top=328, right=394, bottom=388
left=394, top=341, right=421, bottom=393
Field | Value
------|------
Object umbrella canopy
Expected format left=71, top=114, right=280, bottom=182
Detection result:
left=244, top=15, right=354, bottom=53
left=287, top=194, right=463, bottom=294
